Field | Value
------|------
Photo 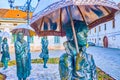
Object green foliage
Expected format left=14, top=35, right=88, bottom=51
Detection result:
left=97, top=68, right=114, bottom=80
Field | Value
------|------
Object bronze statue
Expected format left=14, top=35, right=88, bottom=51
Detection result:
left=15, top=32, right=30, bottom=80
left=1, top=38, right=10, bottom=70
left=39, top=37, right=49, bottom=68
left=0, top=30, right=2, bottom=54
left=59, top=20, right=97, bottom=80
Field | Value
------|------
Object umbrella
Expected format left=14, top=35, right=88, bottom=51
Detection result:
left=0, top=31, right=11, bottom=38
left=11, top=24, right=36, bottom=36
left=30, top=0, right=119, bottom=53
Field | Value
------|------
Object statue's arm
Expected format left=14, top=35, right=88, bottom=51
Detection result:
left=64, top=41, right=76, bottom=56
left=3, top=44, right=6, bottom=52
left=63, top=42, right=70, bottom=54
left=15, top=42, right=24, bottom=57
left=46, top=40, right=48, bottom=46
left=5, top=44, right=9, bottom=53
left=24, top=42, right=28, bottom=55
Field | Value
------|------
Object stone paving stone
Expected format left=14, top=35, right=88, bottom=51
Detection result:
left=0, top=64, right=60, bottom=80
left=87, top=46, right=120, bottom=80
left=1, top=47, right=120, bottom=79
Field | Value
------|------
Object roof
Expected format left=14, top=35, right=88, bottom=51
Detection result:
left=0, top=9, right=32, bottom=19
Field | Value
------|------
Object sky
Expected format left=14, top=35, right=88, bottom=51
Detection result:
left=0, top=0, right=120, bottom=9
left=0, top=0, right=38, bottom=9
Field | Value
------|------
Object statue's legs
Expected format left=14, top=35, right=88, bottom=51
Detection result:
left=43, top=58, right=48, bottom=68
left=28, top=52, right=32, bottom=70
left=3, top=61, right=8, bottom=70
left=23, top=78, right=26, bottom=80
left=18, top=77, right=22, bottom=80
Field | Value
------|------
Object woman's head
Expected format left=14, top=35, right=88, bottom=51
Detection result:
left=63, top=20, right=88, bottom=46
left=75, top=20, right=88, bottom=46
left=3, top=38, right=7, bottom=43
left=17, top=32, right=24, bottom=41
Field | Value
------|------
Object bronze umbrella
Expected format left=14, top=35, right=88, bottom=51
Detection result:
left=30, top=0, right=119, bottom=54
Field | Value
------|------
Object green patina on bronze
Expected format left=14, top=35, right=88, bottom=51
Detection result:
left=39, top=36, right=49, bottom=68
left=59, top=20, right=97, bottom=80
left=1, top=38, right=10, bottom=70
left=14, top=32, right=31, bottom=80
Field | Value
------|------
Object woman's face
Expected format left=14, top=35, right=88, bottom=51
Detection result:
left=77, top=29, right=88, bottom=46
left=17, top=33, right=24, bottom=41
left=3, top=38, right=7, bottom=43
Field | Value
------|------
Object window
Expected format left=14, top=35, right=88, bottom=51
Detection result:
left=94, top=28, right=96, bottom=33
left=89, top=30, right=91, bottom=34
left=99, top=38, right=101, bottom=40
left=99, top=26, right=101, bottom=32
left=13, top=23, right=17, bottom=26
left=112, top=19, right=115, bottom=28
left=54, top=36, right=60, bottom=44
left=104, top=24, right=106, bottom=30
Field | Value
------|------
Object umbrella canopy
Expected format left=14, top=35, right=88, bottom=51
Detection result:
left=0, top=31, right=11, bottom=38
left=11, top=24, right=36, bottom=36
left=30, top=0, right=119, bottom=37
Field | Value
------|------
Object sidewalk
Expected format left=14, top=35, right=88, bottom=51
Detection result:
left=0, top=64, right=60, bottom=80
left=0, top=47, right=120, bottom=80
left=87, top=46, right=120, bottom=80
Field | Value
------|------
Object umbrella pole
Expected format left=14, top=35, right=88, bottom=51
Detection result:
left=0, top=31, right=2, bottom=54
left=68, top=7, right=82, bottom=71
left=68, top=7, right=79, bottom=53
left=27, top=0, right=32, bottom=70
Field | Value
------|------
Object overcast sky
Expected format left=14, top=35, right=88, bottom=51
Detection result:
left=0, top=0, right=38, bottom=9
left=0, top=0, right=120, bottom=9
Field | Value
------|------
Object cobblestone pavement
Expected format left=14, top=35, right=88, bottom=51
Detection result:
left=0, top=47, right=120, bottom=80
left=0, top=64, right=60, bottom=80
left=87, top=46, right=120, bottom=80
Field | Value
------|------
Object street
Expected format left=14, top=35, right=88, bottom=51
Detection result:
left=87, top=46, right=120, bottom=80
left=0, top=46, right=120, bottom=80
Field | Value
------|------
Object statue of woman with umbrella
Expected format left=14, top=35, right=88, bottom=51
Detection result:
left=11, top=24, right=36, bottom=80
left=1, top=37, right=10, bottom=70
left=39, top=36, right=49, bottom=68
left=59, top=20, right=97, bottom=80
left=0, top=31, right=11, bottom=70
left=14, top=32, right=30, bottom=80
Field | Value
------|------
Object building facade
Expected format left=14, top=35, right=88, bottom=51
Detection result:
left=0, top=18, right=67, bottom=53
left=87, top=11, right=120, bottom=49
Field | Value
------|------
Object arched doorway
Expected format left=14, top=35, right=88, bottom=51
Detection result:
left=103, top=36, right=108, bottom=48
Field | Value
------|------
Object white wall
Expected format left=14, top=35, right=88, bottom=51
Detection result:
left=87, top=11, right=120, bottom=49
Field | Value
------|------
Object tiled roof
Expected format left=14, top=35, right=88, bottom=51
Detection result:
left=0, top=9, right=32, bottom=19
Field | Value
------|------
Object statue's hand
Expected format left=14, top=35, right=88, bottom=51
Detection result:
left=75, top=53, right=84, bottom=71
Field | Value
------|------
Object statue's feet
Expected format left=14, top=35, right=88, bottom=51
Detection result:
left=3, top=67, right=7, bottom=70
left=30, top=66, right=32, bottom=70
left=43, top=65, right=48, bottom=68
